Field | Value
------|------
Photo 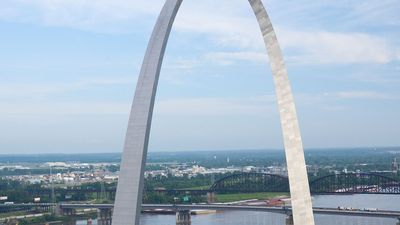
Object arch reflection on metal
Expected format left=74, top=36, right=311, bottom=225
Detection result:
left=112, top=0, right=315, bottom=225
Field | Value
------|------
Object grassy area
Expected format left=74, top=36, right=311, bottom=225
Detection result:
left=180, top=185, right=211, bottom=190
left=93, top=199, right=114, bottom=204
left=1, top=212, right=98, bottom=225
left=0, top=211, right=28, bottom=219
left=215, top=192, right=289, bottom=203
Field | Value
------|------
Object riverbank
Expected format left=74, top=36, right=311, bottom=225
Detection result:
left=0, top=212, right=97, bottom=225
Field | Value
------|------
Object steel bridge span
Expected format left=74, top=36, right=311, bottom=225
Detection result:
left=310, top=173, right=400, bottom=194
left=209, top=172, right=400, bottom=194
left=24, top=172, right=400, bottom=198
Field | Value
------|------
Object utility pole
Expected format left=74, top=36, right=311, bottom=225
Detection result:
left=100, top=181, right=106, bottom=202
left=50, top=165, right=55, bottom=206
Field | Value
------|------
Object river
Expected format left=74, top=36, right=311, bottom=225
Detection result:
left=73, top=194, right=400, bottom=225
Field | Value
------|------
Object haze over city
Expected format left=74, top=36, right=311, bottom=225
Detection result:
left=1, top=0, right=400, bottom=154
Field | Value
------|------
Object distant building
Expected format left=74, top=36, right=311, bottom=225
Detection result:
left=313, top=166, right=319, bottom=177
left=392, top=158, right=398, bottom=174
left=242, top=166, right=256, bottom=173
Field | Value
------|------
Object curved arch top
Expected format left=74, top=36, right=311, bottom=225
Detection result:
left=113, top=0, right=314, bottom=225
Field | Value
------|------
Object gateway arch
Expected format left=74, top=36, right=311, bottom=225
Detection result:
left=113, top=0, right=315, bottom=225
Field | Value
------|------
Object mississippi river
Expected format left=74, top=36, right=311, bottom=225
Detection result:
left=74, top=194, right=400, bottom=225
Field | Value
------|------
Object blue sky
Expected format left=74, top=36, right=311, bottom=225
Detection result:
left=0, top=0, right=399, bottom=154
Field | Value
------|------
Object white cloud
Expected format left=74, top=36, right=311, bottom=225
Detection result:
left=279, top=30, right=395, bottom=64
left=0, top=96, right=277, bottom=116
left=175, top=1, right=263, bottom=50
left=194, top=30, right=396, bottom=65
left=164, top=58, right=202, bottom=70
left=0, top=0, right=398, bottom=65
left=0, top=0, right=164, bottom=32
left=174, top=2, right=398, bottom=65
left=348, top=0, right=400, bottom=26
left=0, top=5, right=17, bottom=19
left=0, top=101, right=130, bottom=115
left=0, top=84, right=70, bottom=97
left=174, top=1, right=399, bottom=65
left=325, top=91, right=399, bottom=100
left=0, top=77, right=135, bottom=98
left=154, top=96, right=276, bottom=116
left=350, top=73, right=400, bottom=84
left=205, top=52, right=268, bottom=65
left=75, top=77, right=135, bottom=87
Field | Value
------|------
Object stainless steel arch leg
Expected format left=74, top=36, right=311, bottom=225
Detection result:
left=248, top=0, right=315, bottom=224
left=112, top=1, right=183, bottom=225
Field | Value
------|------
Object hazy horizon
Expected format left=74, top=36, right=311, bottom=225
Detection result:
left=0, top=146, right=399, bottom=155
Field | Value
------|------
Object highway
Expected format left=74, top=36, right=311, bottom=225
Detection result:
left=2, top=203, right=400, bottom=219
left=56, top=204, right=400, bottom=219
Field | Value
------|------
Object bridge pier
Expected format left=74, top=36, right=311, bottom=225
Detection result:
left=54, top=204, right=62, bottom=216
left=176, top=210, right=191, bottom=225
left=285, top=214, right=294, bottom=225
left=60, top=208, right=76, bottom=216
left=207, top=192, right=216, bottom=204
left=97, top=208, right=113, bottom=225
left=4, top=218, right=18, bottom=225
left=43, top=205, right=52, bottom=212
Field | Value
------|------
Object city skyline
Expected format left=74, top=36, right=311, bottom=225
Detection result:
left=1, top=0, right=400, bottom=154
